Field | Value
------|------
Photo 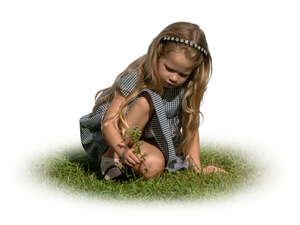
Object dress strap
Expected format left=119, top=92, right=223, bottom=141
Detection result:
left=137, top=88, right=189, bottom=172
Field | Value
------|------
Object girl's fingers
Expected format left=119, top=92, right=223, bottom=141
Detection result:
left=191, top=164, right=201, bottom=173
left=214, top=167, right=227, bottom=173
left=202, top=166, right=227, bottom=174
left=126, top=157, right=136, bottom=167
left=193, top=167, right=201, bottom=174
left=129, top=152, right=142, bottom=164
left=126, top=161, right=135, bottom=168
left=220, top=169, right=228, bottom=174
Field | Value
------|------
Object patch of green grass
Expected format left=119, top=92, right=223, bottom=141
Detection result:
left=31, top=143, right=263, bottom=202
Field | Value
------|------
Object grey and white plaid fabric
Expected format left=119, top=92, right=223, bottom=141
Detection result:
left=79, top=68, right=189, bottom=173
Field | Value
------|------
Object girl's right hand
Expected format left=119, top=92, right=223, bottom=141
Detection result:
left=121, top=148, right=144, bottom=168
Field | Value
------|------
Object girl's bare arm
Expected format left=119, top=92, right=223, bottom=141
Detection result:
left=101, top=90, right=153, bottom=158
left=101, top=90, right=128, bottom=157
left=185, top=130, right=202, bottom=173
left=186, top=130, right=228, bottom=174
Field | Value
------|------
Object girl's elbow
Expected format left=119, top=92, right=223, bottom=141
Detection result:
left=101, top=120, right=111, bottom=133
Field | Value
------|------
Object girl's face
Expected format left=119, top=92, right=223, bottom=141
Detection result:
left=157, top=50, right=194, bottom=88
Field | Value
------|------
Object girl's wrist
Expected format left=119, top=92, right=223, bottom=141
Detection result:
left=114, top=143, right=129, bottom=158
left=185, top=154, right=201, bottom=171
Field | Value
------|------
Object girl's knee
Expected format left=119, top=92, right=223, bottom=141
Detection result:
left=137, top=153, right=165, bottom=180
left=135, top=93, right=154, bottom=117
left=126, top=94, right=154, bottom=132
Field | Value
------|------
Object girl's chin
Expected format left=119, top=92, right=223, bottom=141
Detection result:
left=163, top=83, right=174, bottom=88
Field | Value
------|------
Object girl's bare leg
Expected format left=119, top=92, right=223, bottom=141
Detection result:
left=103, top=93, right=165, bottom=179
left=103, top=146, right=120, bottom=159
left=131, top=140, right=165, bottom=179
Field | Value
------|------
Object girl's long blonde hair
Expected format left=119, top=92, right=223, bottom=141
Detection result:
left=92, top=21, right=212, bottom=158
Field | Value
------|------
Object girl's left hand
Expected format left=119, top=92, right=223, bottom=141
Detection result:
left=185, top=155, right=202, bottom=174
left=185, top=155, right=228, bottom=175
left=202, top=165, right=228, bottom=174
left=192, top=165, right=202, bottom=174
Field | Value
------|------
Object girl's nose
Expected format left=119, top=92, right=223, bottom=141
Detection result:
left=169, top=74, right=178, bottom=83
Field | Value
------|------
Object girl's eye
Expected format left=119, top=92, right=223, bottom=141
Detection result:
left=165, top=65, right=188, bottom=77
left=165, top=65, right=172, bottom=72
left=179, top=73, right=188, bottom=78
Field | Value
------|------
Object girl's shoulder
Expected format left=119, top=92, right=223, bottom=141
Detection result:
left=117, top=68, right=139, bottom=97
left=118, top=68, right=138, bottom=85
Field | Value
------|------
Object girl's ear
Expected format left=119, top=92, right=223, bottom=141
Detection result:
left=183, top=77, right=192, bottom=89
left=185, top=69, right=195, bottom=84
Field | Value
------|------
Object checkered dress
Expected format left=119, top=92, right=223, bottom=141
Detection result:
left=79, top=68, right=189, bottom=173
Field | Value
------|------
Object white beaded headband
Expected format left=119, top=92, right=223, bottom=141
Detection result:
left=161, top=36, right=208, bottom=56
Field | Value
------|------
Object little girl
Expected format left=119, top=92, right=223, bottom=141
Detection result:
left=80, top=21, right=227, bottom=181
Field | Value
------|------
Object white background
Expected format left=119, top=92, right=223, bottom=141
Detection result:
left=1, top=0, right=299, bottom=224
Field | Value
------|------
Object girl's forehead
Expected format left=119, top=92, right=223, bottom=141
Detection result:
left=163, top=51, right=195, bottom=72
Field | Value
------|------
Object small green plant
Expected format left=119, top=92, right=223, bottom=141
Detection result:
left=126, top=126, right=147, bottom=160
left=123, top=126, right=148, bottom=175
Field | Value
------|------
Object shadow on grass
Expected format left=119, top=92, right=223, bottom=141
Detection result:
left=32, top=143, right=265, bottom=202
left=65, top=148, right=100, bottom=174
